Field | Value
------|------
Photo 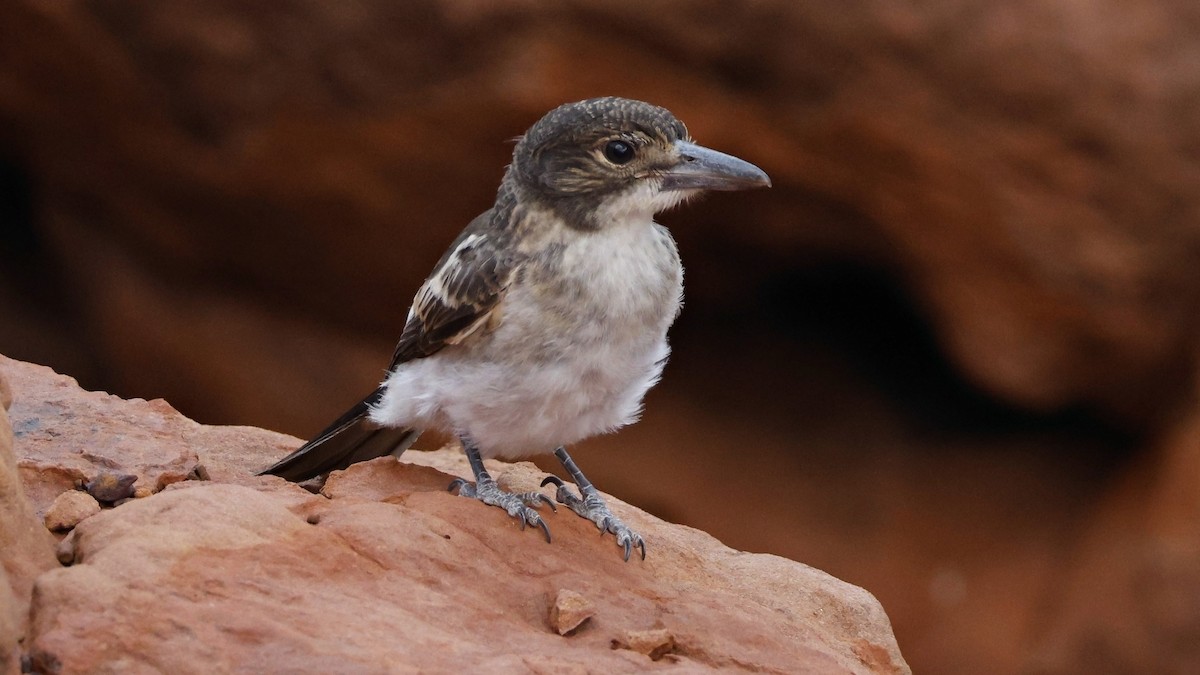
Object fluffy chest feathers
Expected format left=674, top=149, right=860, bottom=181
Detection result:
left=521, top=218, right=683, bottom=345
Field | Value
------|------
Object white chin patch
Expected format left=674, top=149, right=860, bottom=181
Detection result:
left=598, top=181, right=695, bottom=225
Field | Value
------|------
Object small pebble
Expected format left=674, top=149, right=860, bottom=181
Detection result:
left=612, top=627, right=676, bottom=661
left=85, top=472, right=138, bottom=502
left=56, top=532, right=76, bottom=565
left=44, top=490, right=101, bottom=532
left=549, top=589, right=595, bottom=635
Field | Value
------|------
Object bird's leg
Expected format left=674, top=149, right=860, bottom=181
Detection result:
left=541, top=447, right=646, bottom=561
left=448, top=436, right=555, bottom=543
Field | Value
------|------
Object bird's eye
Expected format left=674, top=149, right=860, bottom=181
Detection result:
left=603, top=140, right=636, bottom=165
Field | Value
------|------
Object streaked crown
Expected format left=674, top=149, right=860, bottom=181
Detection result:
left=512, top=97, right=690, bottom=202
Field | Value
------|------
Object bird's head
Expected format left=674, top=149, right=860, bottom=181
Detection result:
left=511, top=97, right=771, bottom=230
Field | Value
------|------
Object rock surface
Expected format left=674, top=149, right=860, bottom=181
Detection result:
left=1, top=355, right=908, bottom=673
left=0, top=367, right=57, bottom=675
left=549, top=588, right=595, bottom=636
left=1027, top=370, right=1200, bottom=674
left=41, top=491, right=101, bottom=533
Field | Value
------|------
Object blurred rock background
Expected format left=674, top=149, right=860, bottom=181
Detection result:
left=2, top=1, right=1199, bottom=672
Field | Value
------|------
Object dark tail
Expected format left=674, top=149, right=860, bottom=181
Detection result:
left=258, top=388, right=420, bottom=482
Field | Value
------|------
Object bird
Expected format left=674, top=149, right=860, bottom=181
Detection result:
left=259, top=97, right=770, bottom=560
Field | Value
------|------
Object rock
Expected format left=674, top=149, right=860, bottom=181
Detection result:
left=548, top=589, right=594, bottom=636
left=30, top=473, right=906, bottom=673
left=0, top=369, right=11, bottom=410
left=0, top=567, right=21, bottom=675
left=84, top=473, right=138, bottom=504
left=1027, top=377, right=1200, bottom=674
left=54, top=533, right=76, bottom=567
left=612, top=627, right=676, bottom=661
left=1, top=355, right=908, bottom=673
left=0, top=369, right=58, bottom=675
left=0, top=355, right=215, bottom=518
left=42, top=491, right=102, bottom=532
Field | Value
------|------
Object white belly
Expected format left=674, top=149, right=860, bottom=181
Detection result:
left=370, top=220, right=683, bottom=459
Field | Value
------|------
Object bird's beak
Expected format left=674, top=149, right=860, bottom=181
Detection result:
left=660, top=141, right=772, bottom=192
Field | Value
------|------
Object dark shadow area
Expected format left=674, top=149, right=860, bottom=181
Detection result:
left=748, top=262, right=1137, bottom=447
left=0, top=152, right=37, bottom=264
left=0, top=152, right=101, bottom=387
left=652, top=246, right=1135, bottom=457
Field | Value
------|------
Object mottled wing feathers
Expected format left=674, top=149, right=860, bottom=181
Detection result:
left=260, top=209, right=517, bottom=482
left=389, top=209, right=517, bottom=367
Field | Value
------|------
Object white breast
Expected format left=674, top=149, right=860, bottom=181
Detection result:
left=371, top=218, right=684, bottom=459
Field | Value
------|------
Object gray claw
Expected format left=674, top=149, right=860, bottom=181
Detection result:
left=449, top=477, right=554, bottom=543
left=616, top=531, right=646, bottom=562
left=520, top=491, right=557, bottom=513
left=542, top=477, right=646, bottom=561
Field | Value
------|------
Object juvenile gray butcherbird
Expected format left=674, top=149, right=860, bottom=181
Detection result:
left=260, top=97, right=770, bottom=560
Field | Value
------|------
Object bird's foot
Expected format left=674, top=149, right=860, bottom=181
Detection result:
left=541, top=476, right=645, bottom=561
left=448, top=475, right=555, bottom=543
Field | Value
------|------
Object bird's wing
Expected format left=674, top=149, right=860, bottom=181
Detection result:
left=259, top=211, right=515, bottom=481
left=389, top=209, right=518, bottom=367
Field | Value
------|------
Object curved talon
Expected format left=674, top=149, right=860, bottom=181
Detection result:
left=539, top=466, right=649, bottom=560
left=516, top=510, right=553, bottom=543
left=533, top=493, right=557, bottom=512
left=447, top=478, right=467, bottom=493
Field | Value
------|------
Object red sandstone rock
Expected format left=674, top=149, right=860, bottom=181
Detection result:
left=0, top=372, right=10, bottom=410
left=549, top=588, right=594, bottom=636
left=0, top=577, right=19, bottom=675
left=0, top=369, right=57, bottom=675
left=32, top=475, right=908, bottom=673
left=2, top=355, right=908, bottom=673
left=613, top=627, right=677, bottom=661
left=41, top=491, right=101, bottom=533
left=0, top=355, right=276, bottom=520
